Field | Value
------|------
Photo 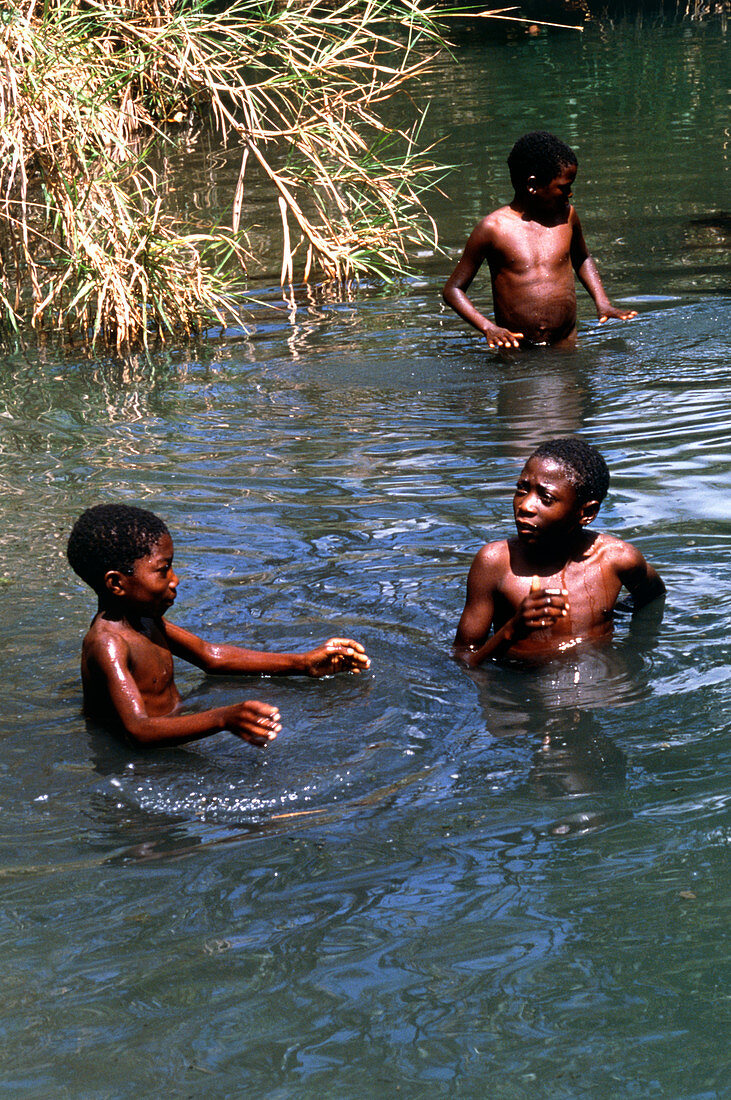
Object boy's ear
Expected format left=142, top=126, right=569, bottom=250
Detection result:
left=526, top=174, right=538, bottom=195
left=579, top=500, right=601, bottom=527
left=104, top=569, right=129, bottom=597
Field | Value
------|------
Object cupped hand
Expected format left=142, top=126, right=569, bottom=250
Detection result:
left=305, top=638, right=371, bottom=677
left=598, top=305, right=637, bottom=323
left=514, top=578, right=569, bottom=637
left=227, top=700, right=282, bottom=746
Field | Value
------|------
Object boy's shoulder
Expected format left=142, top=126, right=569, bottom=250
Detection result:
left=590, top=531, right=649, bottom=573
left=477, top=204, right=519, bottom=231
left=468, top=537, right=513, bottom=579
left=470, top=532, right=645, bottom=574
left=468, top=205, right=519, bottom=243
left=82, top=611, right=166, bottom=662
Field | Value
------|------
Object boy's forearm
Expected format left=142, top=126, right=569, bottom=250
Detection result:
left=443, top=285, right=492, bottom=334
left=195, top=645, right=308, bottom=676
left=576, top=256, right=612, bottom=312
left=454, top=620, right=518, bottom=667
left=123, top=706, right=232, bottom=747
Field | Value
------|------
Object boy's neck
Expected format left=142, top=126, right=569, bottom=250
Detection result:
left=519, top=528, right=594, bottom=571
left=95, top=596, right=145, bottom=628
left=510, top=191, right=564, bottom=227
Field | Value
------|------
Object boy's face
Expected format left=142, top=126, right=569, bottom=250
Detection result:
left=530, top=164, right=577, bottom=216
left=513, top=456, right=596, bottom=548
left=107, top=532, right=179, bottom=616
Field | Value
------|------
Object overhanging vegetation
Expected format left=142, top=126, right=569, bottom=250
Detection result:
left=1, top=0, right=452, bottom=349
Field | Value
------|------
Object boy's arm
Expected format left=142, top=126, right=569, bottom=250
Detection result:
left=88, top=635, right=282, bottom=748
left=570, top=211, right=637, bottom=323
left=452, top=553, right=504, bottom=666
left=614, top=543, right=666, bottom=611
left=454, top=545, right=572, bottom=667
left=164, top=620, right=370, bottom=677
left=453, top=545, right=568, bottom=666
left=443, top=221, right=524, bottom=349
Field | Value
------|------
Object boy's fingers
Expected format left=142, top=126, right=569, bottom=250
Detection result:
left=325, top=639, right=371, bottom=667
left=249, top=703, right=280, bottom=721
left=257, top=716, right=282, bottom=730
left=243, top=702, right=281, bottom=730
left=245, top=729, right=277, bottom=746
left=326, top=637, right=366, bottom=652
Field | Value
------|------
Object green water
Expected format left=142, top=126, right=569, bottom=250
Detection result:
left=0, top=12, right=729, bottom=1098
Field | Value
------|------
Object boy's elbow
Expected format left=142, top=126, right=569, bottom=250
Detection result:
left=452, top=642, right=480, bottom=669
left=650, top=577, right=667, bottom=604
left=443, top=278, right=462, bottom=308
left=646, top=567, right=666, bottom=599
left=632, top=574, right=666, bottom=610
left=187, top=643, right=220, bottom=673
left=122, top=716, right=157, bottom=747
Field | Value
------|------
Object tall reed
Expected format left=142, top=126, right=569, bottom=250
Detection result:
left=1, top=0, right=453, bottom=349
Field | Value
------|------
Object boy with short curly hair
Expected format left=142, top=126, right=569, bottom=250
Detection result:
left=453, top=438, right=665, bottom=665
left=67, top=503, right=370, bottom=747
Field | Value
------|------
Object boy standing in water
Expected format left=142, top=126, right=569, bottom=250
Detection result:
left=443, top=131, right=637, bottom=348
left=453, top=438, right=665, bottom=665
left=67, top=504, right=370, bottom=747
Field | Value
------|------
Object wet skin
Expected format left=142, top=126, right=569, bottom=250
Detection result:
left=81, top=533, right=370, bottom=748
left=453, top=456, right=665, bottom=665
left=443, top=164, right=637, bottom=348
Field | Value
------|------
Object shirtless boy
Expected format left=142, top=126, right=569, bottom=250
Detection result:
left=67, top=504, right=370, bottom=747
left=453, top=438, right=665, bottom=665
left=443, top=131, right=637, bottom=348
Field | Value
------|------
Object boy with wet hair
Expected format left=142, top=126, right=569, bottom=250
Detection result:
left=443, top=130, right=637, bottom=348
left=67, top=503, right=370, bottom=748
left=453, top=438, right=665, bottom=665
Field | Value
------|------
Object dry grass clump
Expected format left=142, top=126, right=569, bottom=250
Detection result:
left=0, top=0, right=454, bottom=349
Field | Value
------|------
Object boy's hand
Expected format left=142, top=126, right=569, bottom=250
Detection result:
left=513, top=576, right=569, bottom=637
left=304, top=638, right=371, bottom=677
left=597, top=305, right=637, bottom=323
left=226, top=701, right=282, bottom=746
left=481, top=321, right=524, bottom=349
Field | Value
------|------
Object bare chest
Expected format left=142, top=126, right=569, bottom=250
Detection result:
left=126, top=629, right=175, bottom=697
left=494, top=222, right=573, bottom=278
left=503, top=556, right=622, bottom=633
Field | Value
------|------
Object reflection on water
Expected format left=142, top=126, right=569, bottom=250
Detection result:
left=0, top=12, right=729, bottom=1100
left=470, top=636, right=656, bottom=733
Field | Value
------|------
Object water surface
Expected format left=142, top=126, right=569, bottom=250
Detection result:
left=0, top=12, right=729, bottom=1098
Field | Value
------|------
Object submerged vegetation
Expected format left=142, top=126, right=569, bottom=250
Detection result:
left=1, top=0, right=453, bottom=349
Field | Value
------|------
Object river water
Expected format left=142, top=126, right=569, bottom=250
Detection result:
left=1, top=10, right=729, bottom=1098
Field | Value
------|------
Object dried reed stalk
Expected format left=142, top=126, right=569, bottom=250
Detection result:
left=0, top=0, right=500, bottom=348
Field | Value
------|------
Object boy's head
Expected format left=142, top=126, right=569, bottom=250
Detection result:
left=67, top=504, right=170, bottom=595
left=514, top=439, right=609, bottom=548
left=508, top=131, right=578, bottom=192
left=529, top=438, right=610, bottom=505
